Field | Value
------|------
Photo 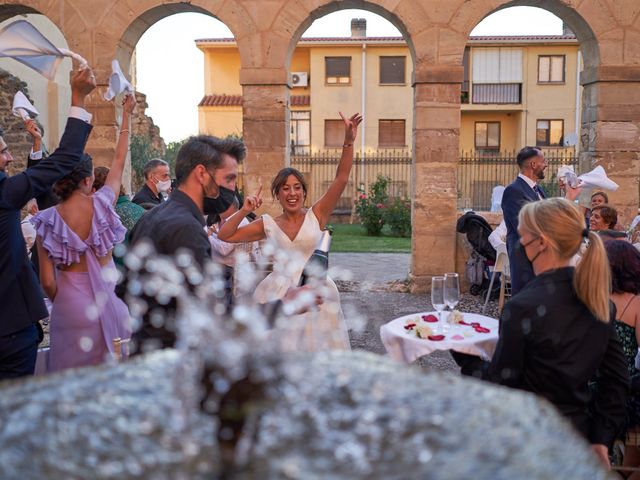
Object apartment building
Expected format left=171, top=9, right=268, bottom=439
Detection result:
left=196, top=19, right=581, bottom=156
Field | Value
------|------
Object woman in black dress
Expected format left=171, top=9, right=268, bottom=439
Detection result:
left=489, top=198, right=629, bottom=468
left=605, top=240, right=640, bottom=476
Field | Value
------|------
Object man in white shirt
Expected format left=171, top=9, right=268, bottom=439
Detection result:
left=0, top=65, right=96, bottom=380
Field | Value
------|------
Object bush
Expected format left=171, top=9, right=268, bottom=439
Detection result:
left=383, top=197, right=411, bottom=237
left=354, top=175, right=389, bottom=236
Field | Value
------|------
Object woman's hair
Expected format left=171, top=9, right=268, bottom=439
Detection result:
left=591, top=191, right=609, bottom=203
left=92, top=166, right=125, bottom=196
left=53, top=154, right=93, bottom=201
left=271, top=167, right=307, bottom=199
left=519, top=197, right=611, bottom=322
left=591, top=204, right=618, bottom=229
left=605, top=240, right=640, bottom=295
left=92, top=166, right=109, bottom=191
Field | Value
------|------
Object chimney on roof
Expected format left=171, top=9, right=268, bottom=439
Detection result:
left=562, top=22, right=575, bottom=37
left=351, top=18, right=367, bottom=38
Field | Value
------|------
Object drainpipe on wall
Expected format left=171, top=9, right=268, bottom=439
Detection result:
left=574, top=50, right=582, bottom=154
left=361, top=43, right=366, bottom=189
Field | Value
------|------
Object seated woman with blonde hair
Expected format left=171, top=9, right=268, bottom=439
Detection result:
left=489, top=197, right=629, bottom=468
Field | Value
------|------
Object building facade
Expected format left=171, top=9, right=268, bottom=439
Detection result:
left=197, top=20, right=581, bottom=157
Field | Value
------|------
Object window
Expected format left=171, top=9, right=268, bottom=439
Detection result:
left=378, top=120, right=406, bottom=147
left=536, top=119, right=564, bottom=146
left=380, top=56, right=405, bottom=84
left=290, top=111, right=310, bottom=154
left=474, top=122, right=500, bottom=150
left=538, top=55, right=565, bottom=83
left=324, top=119, right=344, bottom=147
left=325, top=57, right=351, bottom=84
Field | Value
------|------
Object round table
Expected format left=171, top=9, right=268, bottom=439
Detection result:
left=380, top=312, right=499, bottom=364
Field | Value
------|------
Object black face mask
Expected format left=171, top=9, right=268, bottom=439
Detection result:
left=203, top=185, right=237, bottom=215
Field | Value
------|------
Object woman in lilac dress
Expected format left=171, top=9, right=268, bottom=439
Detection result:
left=33, top=94, right=136, bottom=372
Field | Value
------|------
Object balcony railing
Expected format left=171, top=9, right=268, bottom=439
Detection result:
left=472, top=83, right=522, bottom=104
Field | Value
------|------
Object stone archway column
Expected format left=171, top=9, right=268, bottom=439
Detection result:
left=580, top=66, right=640, bottom=226
left=409, top=65, right=463, bottom=293
left=240, top=68, right=289, bottom=212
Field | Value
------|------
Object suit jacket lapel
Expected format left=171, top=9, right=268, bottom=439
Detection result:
left=516, top=176, right=539, bottom=202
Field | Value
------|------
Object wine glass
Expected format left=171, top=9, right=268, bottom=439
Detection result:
left=431, top=276, right=445, bottom=333
left=444, top=273, right=460, bottom=329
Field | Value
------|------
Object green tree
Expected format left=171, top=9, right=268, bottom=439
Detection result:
left=130, top=134, right=163, bottom=190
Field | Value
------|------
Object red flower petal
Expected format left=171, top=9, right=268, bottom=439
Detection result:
left=470, top=322, right=480, bottom=327
left=427, top=335, right=445, bottom=341
left=422, top=315, right=438, bottom=323
left=474, top=326, right=490, bottom=334
left=458, top=320, right=470, bottom=326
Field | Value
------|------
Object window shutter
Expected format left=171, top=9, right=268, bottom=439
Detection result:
left=380, top=56, right=405, bottom=84
left=472, top=49, right=500, bottom=83
left=379, top=120, right=405, bottom=147
left=324, top=120, right=344, bottom=147
left=325, top=57, right=350, bottom=77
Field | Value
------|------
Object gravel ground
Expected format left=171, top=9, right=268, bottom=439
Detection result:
left=39, top=253, right=502, bottom=377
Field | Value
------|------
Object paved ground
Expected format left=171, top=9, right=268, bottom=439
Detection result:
left=332, top=253, right=499, bottom=374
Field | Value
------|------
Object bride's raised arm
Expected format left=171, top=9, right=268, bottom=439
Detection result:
left=311, top=112, right=362, bottom=229
left=217, top=184, right=266, bottom=243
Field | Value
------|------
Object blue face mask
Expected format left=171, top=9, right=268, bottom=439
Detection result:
left=203, top=185, right=237, bottom=216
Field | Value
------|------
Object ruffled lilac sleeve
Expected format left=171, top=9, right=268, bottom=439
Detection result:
left=90, top=187, right=126, bottom=257
left=31, top=207, right=86, bottom=266
left=31, top=187, right=126, bottom=266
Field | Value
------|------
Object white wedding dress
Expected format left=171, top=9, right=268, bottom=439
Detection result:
left=253, top=209, right=351, bottom=352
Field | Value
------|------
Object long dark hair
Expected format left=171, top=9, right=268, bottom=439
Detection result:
left=53, top=154, right=93, bottom=201
left=605, top=240, right=640, bottom=295
left=271, top=167, right=307, bottom=199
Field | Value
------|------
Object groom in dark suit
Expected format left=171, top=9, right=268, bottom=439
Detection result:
left=0, top=66, right=96, bottom=380
left=501, top=147, right=547, bottom=295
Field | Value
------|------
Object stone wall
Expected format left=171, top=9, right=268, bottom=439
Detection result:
left=131, top=91, right=166, bottom=155
left=2, top=0, right=638, bottom=292
left=0, top=68, right=35, bottom=176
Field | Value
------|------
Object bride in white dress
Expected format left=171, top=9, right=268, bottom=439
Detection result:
left=218, top=112, right=362, bottom=351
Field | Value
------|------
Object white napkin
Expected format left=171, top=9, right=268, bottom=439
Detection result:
left=12, top=91, right=39, bottom=121
left=578, top=165, right=619, bottom=191
left=556, top=165, right=575, bottom=180
left=0, top=20, right=87, bottom=80
left=104, top=60, right=133, bottom=101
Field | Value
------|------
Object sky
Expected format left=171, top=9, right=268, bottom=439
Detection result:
left=135, top=7, right=564, bottom=142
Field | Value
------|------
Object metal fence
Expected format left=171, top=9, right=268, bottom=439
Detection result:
left=237, top=149, right=579, bottom=214
left=457, top=151, right=579, bottom=211
left=291, top=149, right=412, bottom=212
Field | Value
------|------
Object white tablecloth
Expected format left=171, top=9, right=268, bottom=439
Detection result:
left=380, top=312, right=499, bottom=364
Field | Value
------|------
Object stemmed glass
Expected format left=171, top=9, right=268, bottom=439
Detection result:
left=431, top=276, right=445, bottom=333
left=444, top=273, right=460, bottom=329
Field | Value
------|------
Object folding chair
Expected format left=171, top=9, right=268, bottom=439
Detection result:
left=482, top=246, right=511, bottom=315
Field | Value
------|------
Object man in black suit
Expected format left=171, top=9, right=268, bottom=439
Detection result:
left=501, top=147, right=548, bottom=295
left=0, top=66, right=96, bottom=380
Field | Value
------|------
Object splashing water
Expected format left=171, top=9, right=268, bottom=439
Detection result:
left=0, top=240, right=611, bottom=479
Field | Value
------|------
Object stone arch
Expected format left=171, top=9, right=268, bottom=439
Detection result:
left=0, top=6, right=73, bottom=154
left=284, top=1, right=418, bottom=68
left=458, top=1, right=600, bottom=67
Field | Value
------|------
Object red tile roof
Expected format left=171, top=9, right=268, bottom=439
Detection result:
left=196, top=34, right=577, bottom=44
left=198, top=94, right=242, bottom=107
left=199, top=94, right=310, bottom=107
left=291, top=95, right=310, bottom=106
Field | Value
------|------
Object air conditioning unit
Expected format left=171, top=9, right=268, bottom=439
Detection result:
left=291, top=72, right=308, bottom=87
